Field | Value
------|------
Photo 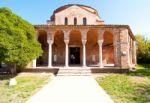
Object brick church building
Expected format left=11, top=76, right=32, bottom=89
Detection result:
left=29, top=4, right=136, bottom=70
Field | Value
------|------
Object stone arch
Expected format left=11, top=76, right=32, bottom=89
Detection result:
left=103, top=31, right=114, bottom=65
left=86, top=29, right=99, bottom=66
left=69, top=29, right=82, bottom=45
left=69, top=29, right=82, bottom=65
left=37, top=30, right=48, bottom=66
left=52, top=30, right=65, bottom=66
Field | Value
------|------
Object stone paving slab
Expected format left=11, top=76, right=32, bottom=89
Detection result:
left=26, top=76, right=114, bottom=103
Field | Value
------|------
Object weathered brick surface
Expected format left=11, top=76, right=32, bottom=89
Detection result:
left=119, top=29, right=129, bottom=69
left=29, top=4, right=136, bottom=69
left=32, top=27, right=136, bottom=69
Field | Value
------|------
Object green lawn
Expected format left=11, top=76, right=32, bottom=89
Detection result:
left=96, top=64, right=150, bottom=103
left=0, top=73, right=50, bottom=103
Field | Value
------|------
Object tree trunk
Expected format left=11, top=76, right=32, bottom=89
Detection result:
left=8, top=63, right=17, bottom=75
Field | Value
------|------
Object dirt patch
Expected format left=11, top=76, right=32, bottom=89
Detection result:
left=129, top=76, right=150, bottom=84
left=92, top=73, right=114, bottom=78
left=18, top=72, right=53, bottom=77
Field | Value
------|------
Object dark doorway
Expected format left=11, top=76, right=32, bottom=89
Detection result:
left=69, top=47, right=80, bottom=65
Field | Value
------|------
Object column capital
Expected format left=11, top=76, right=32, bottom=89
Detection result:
left=81, top=29, right=88, bottom=34
left=98, top=29, right=105, bottom=34
left=81, top=29, right=88, bottom=40
left=63, top=29, right=70, bottom=40
left=98, top=29, right=105, bottom=40
left=98, top=40, right=103, bottom=44
left=82, top=39, right=87, bottom=45
left=47, top=40, right=54, bottom=44
left=64, top=39, right=69, bottom=44
left=47, top=30, right=54, bottom=41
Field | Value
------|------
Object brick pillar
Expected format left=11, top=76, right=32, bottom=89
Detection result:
left=113, top=30, right=120, bottom=67
left=127, top=36, right=131, bottom=68
left=133, top=41, right=137, bottom=64
left=119, top=29, right=130, bottom=69
left=130, top=38, right=133, bottom=65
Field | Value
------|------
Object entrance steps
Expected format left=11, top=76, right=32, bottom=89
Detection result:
left=57, top=68, right=91, bottom=76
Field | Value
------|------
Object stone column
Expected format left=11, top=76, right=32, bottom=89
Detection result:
left=32, top=31, right=39, bottom=68
left=98, top=40, right=103, bottom=68
left=64, top=40, right=69, bottom=67
left=82, top=40, right=87, bottom=67
left=32, top=59, right=36, bottom=68
left=47, top=40, right=53, bottom=68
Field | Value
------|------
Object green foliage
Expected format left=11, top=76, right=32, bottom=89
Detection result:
left=0, top=7, right=42, bottom=67
left=129, top=64, right=150, bottom=79
left=135, top=34, right=150, bottom=63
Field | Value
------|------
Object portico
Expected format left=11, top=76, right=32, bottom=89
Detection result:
left=33, top=28, right=104, bottom=68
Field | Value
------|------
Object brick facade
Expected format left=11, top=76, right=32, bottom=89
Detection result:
left=29, top=4, right=136, bottom=69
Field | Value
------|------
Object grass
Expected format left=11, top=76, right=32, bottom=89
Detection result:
left=96, top=64, right=150, bottom=103
left=129, top=64, right=150, bottom=79
left=0, top=73, right=50, bottom=103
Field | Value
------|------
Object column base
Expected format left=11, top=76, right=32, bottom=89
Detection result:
left=99, top=65, right=104, bottom=68
left=48, top=66, right=53, bottom=68
left=82, top=65, right=87, bottom=68
left=64, top=66, right=69, bottom=68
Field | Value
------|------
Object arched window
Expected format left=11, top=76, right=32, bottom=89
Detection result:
left=83, top=17, right=87, bottom=25
left=74, top=17, right=77, bottom=25
left=65, top=17, right=68, bottom=25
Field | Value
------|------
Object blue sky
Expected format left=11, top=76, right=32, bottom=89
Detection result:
left=0, top=0, right=150, bottom=38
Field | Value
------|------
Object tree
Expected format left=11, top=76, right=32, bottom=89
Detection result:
left=0, top=7, right=42, bottom=74
left=135, top=34, right=150, bottom=63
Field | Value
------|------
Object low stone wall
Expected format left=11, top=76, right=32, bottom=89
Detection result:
left=22, top=68, right=129, bottom=74
left=22, top=68, right=59, bottom=75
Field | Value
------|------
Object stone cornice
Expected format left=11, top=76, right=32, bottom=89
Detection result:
left=34, top=24, right=135, bottom=40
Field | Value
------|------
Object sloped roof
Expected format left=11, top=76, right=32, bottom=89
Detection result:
left=51, top=4, right=99, bottom=21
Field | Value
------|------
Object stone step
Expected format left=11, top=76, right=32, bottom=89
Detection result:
left=57, top=69, right=91, bottom=76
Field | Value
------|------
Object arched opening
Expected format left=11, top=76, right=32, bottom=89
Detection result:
left=74, top=17, right=77, bottom=25
left=103, top=31, right=114, bottom=65
left=86, top=29, right=99, bottom=66
left=65, top=17, right=68, bottom=25
left=37, top=30, right=48, bottom=66
left=83, top=17, right=87, bottom=25
left=52, top=30, right=65, bottom=66
left=69, top=30, right=82, bottom=65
